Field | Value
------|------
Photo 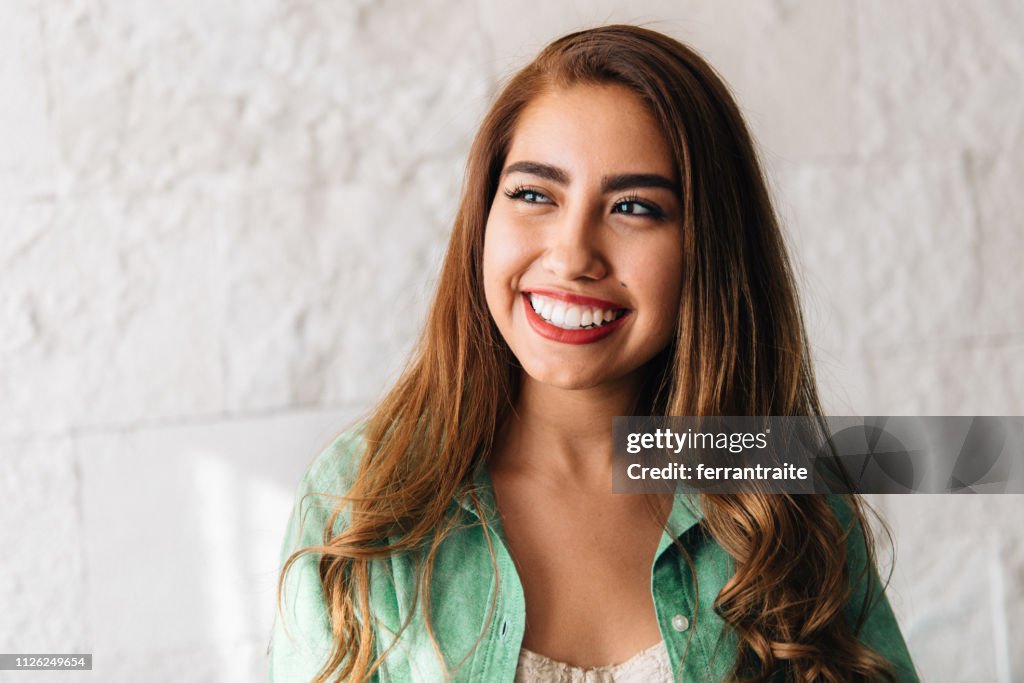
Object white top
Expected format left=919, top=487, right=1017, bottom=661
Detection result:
left=514, top=641, right=673, bottom=682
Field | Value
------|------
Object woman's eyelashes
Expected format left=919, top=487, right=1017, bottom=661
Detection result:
left=503, top=185, right=553, bottom=204
left=502, top=185, right=666, bottom=219
left=611, top=194, right=664, bottom=219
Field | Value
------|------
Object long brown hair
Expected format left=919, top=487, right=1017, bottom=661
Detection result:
left=279, top=25, right=895, bottom=682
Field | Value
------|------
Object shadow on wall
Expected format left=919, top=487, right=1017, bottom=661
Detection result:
left=71, top=408, right=356, bottom=680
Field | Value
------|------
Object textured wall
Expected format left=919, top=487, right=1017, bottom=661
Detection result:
left=1, top=1, right=1021, bottom=681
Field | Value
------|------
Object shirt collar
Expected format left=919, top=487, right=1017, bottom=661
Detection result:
left=458, top=463, right=500, bottom=523
left=657, top=491, right=704, bottom=557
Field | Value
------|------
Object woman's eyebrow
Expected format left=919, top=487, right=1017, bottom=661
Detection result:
left=502, top=160, right=676, bottom=194
left=601, top=173, right=677, bottom=194
left=502, top=161, right=569, bottom=184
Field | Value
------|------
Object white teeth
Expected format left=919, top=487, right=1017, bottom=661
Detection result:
left=563, top=306, right=581, bottom=327
left=526, top=293, right=625, bottom=330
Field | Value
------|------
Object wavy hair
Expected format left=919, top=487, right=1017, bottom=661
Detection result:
left=279, top=24, right=896, bottom=682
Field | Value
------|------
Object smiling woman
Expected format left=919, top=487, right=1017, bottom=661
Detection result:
left=271, top=25, right=919, bottom=683
left=484, top=83, right=684, bottom=389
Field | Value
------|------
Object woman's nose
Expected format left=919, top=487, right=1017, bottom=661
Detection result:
left=540, top=206, right=608, bottom=281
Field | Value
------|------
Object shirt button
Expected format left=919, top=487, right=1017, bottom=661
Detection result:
left=671, top=614, right=690, bottom=632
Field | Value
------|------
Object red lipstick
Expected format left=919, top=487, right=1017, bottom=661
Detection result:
left=521, top=293, right=630, bottom=345
left=526, top=289, right=626, bottom=309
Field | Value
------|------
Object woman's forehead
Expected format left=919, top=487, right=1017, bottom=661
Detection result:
left=504, top=83, right=676, bottom=181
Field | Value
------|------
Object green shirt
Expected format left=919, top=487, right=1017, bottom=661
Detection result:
left=269, top=431, right=919, bottom=682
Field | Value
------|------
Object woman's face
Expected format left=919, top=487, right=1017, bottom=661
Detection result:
left=483, top=83, right=685, bottom=392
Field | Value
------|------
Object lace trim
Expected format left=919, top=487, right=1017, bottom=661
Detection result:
left=514, top=640, right=673, bottom=682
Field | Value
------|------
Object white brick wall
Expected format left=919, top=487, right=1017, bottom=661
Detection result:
left=1, top=2, right=1020, bottom=681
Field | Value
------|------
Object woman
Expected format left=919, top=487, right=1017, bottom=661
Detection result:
left=271, top=25, right=919, bottom=682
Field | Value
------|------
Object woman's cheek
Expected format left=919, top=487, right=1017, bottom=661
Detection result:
left=484, top=218, right=533, bottom=294
left=483, top=219, right=522, bottom=318
left=628, top=235, right=685, bottom=324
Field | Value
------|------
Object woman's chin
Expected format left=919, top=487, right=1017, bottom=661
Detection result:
left=518, top=361, right=622, bottom=392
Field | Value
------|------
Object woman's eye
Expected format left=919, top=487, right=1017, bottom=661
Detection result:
left=504, top=187, right=552, bottom=204
left=612, top=198, right=662, bottom=218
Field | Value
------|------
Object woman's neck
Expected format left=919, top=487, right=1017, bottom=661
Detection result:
left=491, top=372, right=645, bottom=489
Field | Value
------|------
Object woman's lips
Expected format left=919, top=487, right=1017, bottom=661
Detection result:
left=524, top=288, right=626, bottom=309
left=521, top=293, right=630, bottom=345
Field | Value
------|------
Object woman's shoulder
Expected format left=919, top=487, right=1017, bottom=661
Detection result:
left=284, top=426, right=368, bottom=549
left=821, top=494, right=875, bottom=577
left=300, top=426, right=367, bottom=496
left=271, top=427, right=368, bottom=681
